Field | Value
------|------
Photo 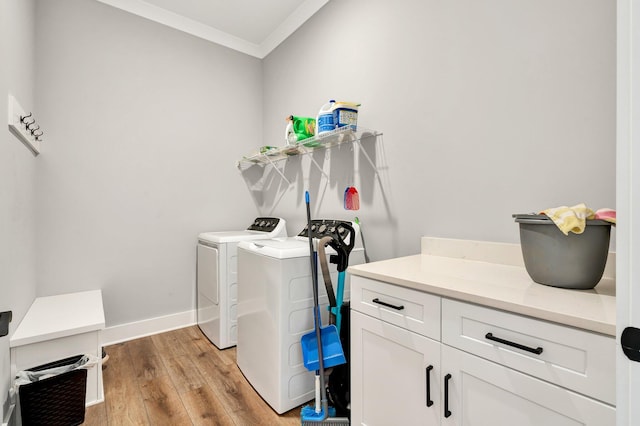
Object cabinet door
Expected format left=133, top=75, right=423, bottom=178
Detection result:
left=440, top=345, right=615, bottom=426
left=351, top=310, right=441, bottom=426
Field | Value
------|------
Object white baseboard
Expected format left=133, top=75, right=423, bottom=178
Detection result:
left=101, top=310, right=196, bottom=346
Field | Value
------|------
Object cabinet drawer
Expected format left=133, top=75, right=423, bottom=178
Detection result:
left=442, top=298, right=615, bottom=405
left=350, top=276, right=440, bottom=340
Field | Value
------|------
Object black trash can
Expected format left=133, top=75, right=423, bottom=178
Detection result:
left=18, top=355, right=88, bottom=426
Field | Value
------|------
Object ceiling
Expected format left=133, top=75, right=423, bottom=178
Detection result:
left=95, top=0, right=330, bottom=58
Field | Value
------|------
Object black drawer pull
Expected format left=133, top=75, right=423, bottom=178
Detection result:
left=485, top=332, right=543, bottom=355
left=444, top=373, right=452, bottom=418
left=372, top=298, right=404, bottom=310
left=425, top=365, right=433, bottom=407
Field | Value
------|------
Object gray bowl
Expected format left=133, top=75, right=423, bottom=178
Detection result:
left=513, top=214, right=611, bottom=289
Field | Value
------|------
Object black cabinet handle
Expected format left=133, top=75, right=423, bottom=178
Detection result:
left=425, top=365, right=433, bottom=407
left=444, top=373, right=452, bottom=418
left=0, top=311, right=12, bottom=338
left=485, top=332, right=543, bottom=355
left=622, top=327, right=640, bottom=362
left=372, top=298, right=404, bottom=310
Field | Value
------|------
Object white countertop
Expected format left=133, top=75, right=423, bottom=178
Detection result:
left=347, top=238, right=616, bottom=336
left=10, top=290, right=105, bottom=347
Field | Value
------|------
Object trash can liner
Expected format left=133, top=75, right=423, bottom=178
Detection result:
left=14, top=354, right=100, bottom=388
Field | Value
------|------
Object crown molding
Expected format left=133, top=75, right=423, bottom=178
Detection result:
left=95, top=0, right=329, bottom=59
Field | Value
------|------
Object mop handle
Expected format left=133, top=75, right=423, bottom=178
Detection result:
left=305, top=192, right=320, bottom=310
left=305, top=191, right=326, bottom=409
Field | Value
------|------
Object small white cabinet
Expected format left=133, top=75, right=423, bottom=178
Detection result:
left=10, top=291, right=105, bottom=409
left=350, top=276, right=442, bottom=426
left=351, top=310, right=441, bottom=425
left=350, top=275, right=616, bottom=425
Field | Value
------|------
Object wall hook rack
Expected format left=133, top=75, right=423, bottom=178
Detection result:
left=8, top=94, right=43, bottom=156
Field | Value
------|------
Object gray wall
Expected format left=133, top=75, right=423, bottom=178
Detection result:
left=260, top=0, right=616, bottom=261
left=34, top=0, right=262, bottom=326
left=0, top=0, right=38, bottom=419
left=0, top=0, right=617, bottom=415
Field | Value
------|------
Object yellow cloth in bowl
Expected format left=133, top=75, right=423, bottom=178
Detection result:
left=540, top=203, right=595, bottom=235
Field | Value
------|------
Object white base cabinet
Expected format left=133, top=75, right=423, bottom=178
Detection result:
left=350, top=276, right=615, bottom=425
left=351, top=310, right=441, bottom=426
left=441, top=345, right=615, bottom=425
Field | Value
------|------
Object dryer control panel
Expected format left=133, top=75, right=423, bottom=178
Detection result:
left=247, top=217, right=282, bottom=232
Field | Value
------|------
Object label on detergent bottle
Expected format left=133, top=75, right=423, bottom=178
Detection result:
left=316, top=100, right=336, bottom=134
left=317, top=113, right=335, bottom=133
left=333, top=102, right=360, bottom=131
left=334, top=109, right=358, bottom=130
left=286, top=115, right=315, bottom=144
left=291, top=116, right=315, bottom=140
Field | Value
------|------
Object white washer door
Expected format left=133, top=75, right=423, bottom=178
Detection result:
left=197, top=243, right=221, bottom=344
left=198, top=244, right=219, bottom=304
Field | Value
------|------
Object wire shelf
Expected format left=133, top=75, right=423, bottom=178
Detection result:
left=236, top=127, right=382, bottom=170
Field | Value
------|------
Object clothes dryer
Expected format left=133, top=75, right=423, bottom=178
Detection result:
left=236, top=220, right=364, bottom=414
left=197, top=217, right=287, bottom=349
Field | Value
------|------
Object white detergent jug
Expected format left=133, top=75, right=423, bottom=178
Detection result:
left=316, top=100, right=336, bottom=135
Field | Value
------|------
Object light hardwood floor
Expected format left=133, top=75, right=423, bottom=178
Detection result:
left=82, top=326, right=303, bottom=425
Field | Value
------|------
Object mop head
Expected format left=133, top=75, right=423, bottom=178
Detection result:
left=301, top=405, right=334, bottom=421
left=301, top=419, right=350, bottom=425
left=300, top=405, right=350, bottom=426
left=301, top=405, right=349, bottom=425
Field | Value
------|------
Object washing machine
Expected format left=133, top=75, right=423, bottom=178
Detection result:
left=236, top=219, right=364, bottom=414
left=197, top=217, right=287, bottom=349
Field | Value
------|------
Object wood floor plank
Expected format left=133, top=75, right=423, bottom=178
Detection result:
left=139, top=375, right=191, bottom=426
left=126, top=336, right=168, bottom=382
left=102, top=343, right=150, bottom=425
left=151, top=329, right=188, bottom=360
left=189, top=349, right=239, bottom=407
left=210, top=358, right=287, bottom=425
left=92, top=326, right=309, bottom=425
left=126, top=335, right=157, bottom=358
left=181, top=328, right=308, bottom=423
left=175, top=325, right=215, bottom=355
left=82, top=401, right=108, bottom=425
left=180, top=384, right=235, bottom=426
left=188, top=342, right=233, bottom=380
left=163, top=354, right=207, bottom=395
left=218, top=346, right=237, bottom=366
left=225, top=378, right=287, bottom=425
